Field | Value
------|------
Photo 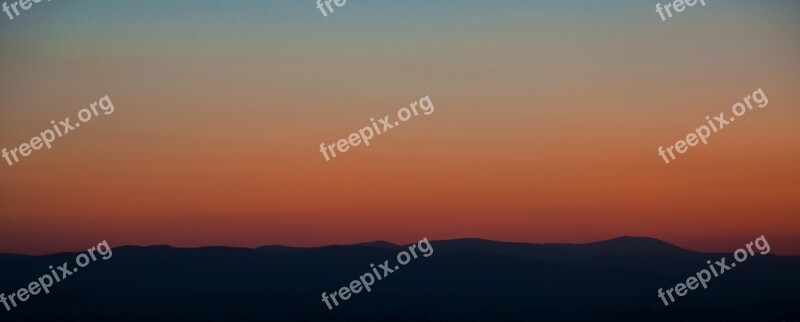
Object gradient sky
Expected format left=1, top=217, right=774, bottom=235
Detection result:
left=1, top=1, right=798, bottom=255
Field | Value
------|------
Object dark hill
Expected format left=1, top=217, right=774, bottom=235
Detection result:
left=0, top=237, right=797, bottom=321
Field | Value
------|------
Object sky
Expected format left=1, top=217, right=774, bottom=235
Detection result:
left=1, top=1, right=798, bottom=255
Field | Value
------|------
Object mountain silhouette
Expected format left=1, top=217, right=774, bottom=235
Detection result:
left=0, top=237, right=797, bottom=321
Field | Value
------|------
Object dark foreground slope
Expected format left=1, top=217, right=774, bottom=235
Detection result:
left=0, top=237, right=798, bottom=321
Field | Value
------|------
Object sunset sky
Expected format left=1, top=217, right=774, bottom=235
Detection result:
left=1, top=1, right=798, bottom=255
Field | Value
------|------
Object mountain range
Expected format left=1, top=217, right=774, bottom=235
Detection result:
left=1, top=237, right=798, bottom=321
